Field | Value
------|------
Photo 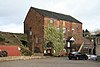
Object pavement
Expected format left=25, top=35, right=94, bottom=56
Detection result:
left=0, top=56, right=47, bottom=62
left=0, top=57, right=100, bottom=67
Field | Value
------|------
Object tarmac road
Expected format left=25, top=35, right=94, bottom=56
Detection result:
left=0, top=57, right=100, bottom=67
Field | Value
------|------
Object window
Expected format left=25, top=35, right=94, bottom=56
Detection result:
left=57, top=21, right=60, bottom=27
left=49, top=18, right=54, bottom=26
left=63, top=27, right=66, bottom=33
left=76, top=25, right=80, bottom=32
left=63, top=21, right=65, bottom=27
left=98, top=38, right=100, bottom=45
left=29, top=27, right=32, bottom=35
left=50, top=18, right=53, bottom=23
left=36, top=37, right=38, bottom=44
left=72, top=28, right=74, bottom=33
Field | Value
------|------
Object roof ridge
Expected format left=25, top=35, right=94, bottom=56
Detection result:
left=31, top=7, right=69, bottom=15
left=31, top=7, right=82, bottom=24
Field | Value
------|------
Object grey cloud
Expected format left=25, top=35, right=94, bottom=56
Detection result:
left=0, top=0, right=31, bottom=17
left=0, top=0, right=31, bottom=25
left=0, top=0, right=100, bottom=33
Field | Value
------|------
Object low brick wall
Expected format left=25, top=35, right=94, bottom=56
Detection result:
left=0, top=56, right=46, bottom=61
left=0, top=46, right=21, bottom=56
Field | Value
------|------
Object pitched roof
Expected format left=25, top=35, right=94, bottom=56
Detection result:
left=31, top=7, right=82, bottom=24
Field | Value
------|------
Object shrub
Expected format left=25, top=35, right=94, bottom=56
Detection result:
left=20, top=40, right=28, bottom=47
left=20, top=46, right=32, bottom=56
left=0, top=37, right=5, bottom=42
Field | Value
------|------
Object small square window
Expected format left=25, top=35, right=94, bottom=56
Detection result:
left=72, top=28, right=75, bottom=32
left=50, top=18, right=54, bottom=23
left=36, top=37, right=38, bottom=44
left=63, top=28, right=66, bottom=33
left=29, top=27, right=32, bottom=35
left=30, top=31, right=32, bottom=35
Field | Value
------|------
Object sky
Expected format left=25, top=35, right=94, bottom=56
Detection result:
left=0, top=0, right=100, bottom=33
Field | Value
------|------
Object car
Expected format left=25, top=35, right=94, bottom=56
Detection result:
left=68, top=52, right=88, bottom=60
left=0, top=50, right=8, bottom=57
left=90, top=55, right=97, bottom=60
left=86, top=54, right=97, bottom=60
left=97, top=55, right=100, bottom=61
left=86, top=54, right=91, bottom=59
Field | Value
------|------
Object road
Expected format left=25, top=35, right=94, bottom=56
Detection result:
left=0, top=57, right=100, bottom=67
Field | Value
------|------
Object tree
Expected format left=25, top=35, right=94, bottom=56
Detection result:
left=44, top=26, right=65, bottom=56
left=83, top=29, right=93, bottom=40
left=83, top=29, right=91, bottom=37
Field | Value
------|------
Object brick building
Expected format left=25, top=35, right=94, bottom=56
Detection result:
left=24, top=7, right=83, bottom=54
left=94, top=34, right=100, bottom=55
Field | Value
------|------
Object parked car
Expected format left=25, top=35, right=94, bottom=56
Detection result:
left=68, top=52, right=88, bottom=60
left=97, top=55, right=100, bottom=61
left=86, top=54, right=97, bottom=60
left=90, top=55, right=97, bottom=60
left=0, top=50, right=8, bottom=57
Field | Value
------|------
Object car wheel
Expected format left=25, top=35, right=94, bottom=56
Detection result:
left=78, top=57, right=81, bottom=60
left=1, top=54, right=4, bottom=57
left=95, top=58, right=97, bottom=61
left=2, top=51, right=8, bottom=57
left=75, top=57, right=78, bottom=60
left=85, top=57, right=88, bottom=60
left=69, top=58, right=72, bottom=60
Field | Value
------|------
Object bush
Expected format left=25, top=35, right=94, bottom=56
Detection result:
left=20, top=40, right=28, bottom=47
left=21, top=46, right=32, bottom=56
left=0, top=37, right=5, bottom=42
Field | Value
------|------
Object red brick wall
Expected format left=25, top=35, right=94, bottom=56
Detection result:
left=24, top=7, right=44, bottom=53
left=44, top=17, right=83, bottom=45
left=71, top=22, right=83, bottom=45
left=0, top=46, right=21, bottom=56
left=24, top=7, right=83, bottom=53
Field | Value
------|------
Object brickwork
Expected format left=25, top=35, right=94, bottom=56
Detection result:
left=24, top=8, right=44, bottom=53
left=24, top=7, right=83, bottom=53
left=0, top=46, right=21, bottom=56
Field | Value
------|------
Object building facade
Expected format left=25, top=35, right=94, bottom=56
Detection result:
left=24, top=7, right=83, bottom=54
left=95, top=34, right=100, bottom=45
left=95, top=34, right=100, bottom=55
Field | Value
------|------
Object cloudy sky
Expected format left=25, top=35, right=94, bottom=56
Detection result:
left=0, top=0, right=100, bottom=33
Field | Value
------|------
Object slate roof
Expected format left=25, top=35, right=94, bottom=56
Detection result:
left=31, top=7, right=82, bottom=24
